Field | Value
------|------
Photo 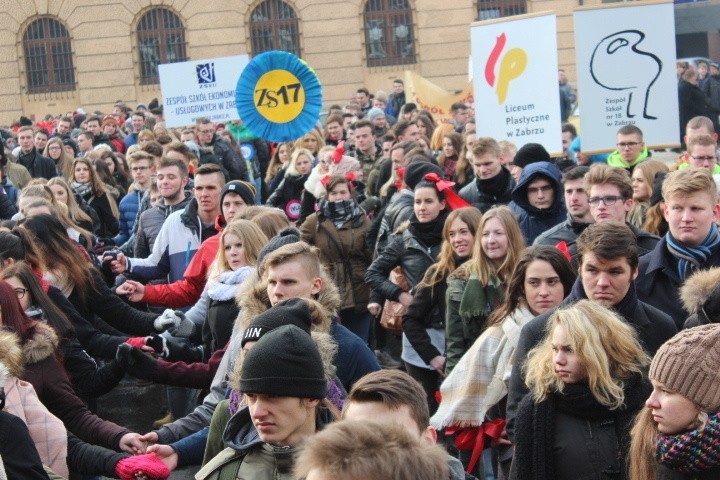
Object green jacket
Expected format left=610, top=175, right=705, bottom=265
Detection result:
left=607, top=147, right=649, bottom=171
left=444, top=265, right=504, bottom=375
left=197, top=405, right=334, bottom=480
left=677, top=161, right=720, bottom=174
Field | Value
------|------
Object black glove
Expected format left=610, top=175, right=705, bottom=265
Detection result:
left=144, top=335, right=170, bottom=359
left=115, top=343, right=158, bottom=381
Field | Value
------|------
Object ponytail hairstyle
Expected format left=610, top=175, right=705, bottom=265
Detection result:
left=0, top=229, right=45, bottom=272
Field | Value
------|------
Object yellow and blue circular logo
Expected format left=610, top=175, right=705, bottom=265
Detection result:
left=236, top=51, right=321, bottom=142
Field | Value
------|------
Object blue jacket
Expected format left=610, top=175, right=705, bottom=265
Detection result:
left=127, top=198, right=218, bottom=283
left=509, top=162, right=566, bottom=245
left=113, top=187, right=145, bottom=246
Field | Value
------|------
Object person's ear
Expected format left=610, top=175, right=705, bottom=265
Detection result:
left=422, top=426, right=438, bottom=445
left=623, top=198, right=633, bottom=212
left=311, top=277, right=322, bottom=296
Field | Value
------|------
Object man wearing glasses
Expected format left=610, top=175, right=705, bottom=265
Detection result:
left=681, top=134, right=720, bottom=173
left=607, top=125, right=649, bottom=173
left=114, top=151, right=155, bottom=247
left=584, top=164, right=659, bottom=257
left=195, top=117, right=248, bottom=182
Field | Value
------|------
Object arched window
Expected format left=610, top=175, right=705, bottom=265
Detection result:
left=22, top=17, right=75, bottom=94
left=249, top=0, right=301, bottom=57
left=364, top=0, right=416, bottom=67
left=477, top=0, right=526, bottom=20
left=137, top=7, right=187, bottom=85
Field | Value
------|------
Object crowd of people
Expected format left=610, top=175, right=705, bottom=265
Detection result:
left=0, top=77, right=719, bottom=480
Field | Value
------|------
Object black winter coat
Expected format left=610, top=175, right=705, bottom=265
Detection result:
left=365, top=226, right=441, bottom=302
left=459, top=167, right=515, bottom=213
left=266, top=173, right=309, bottom=221
left=373, top=189, right=414, bottom=256
left=403, top=276, right=447, bottom=364
left=66, top=269, right=158, bottom=344
left=60, top=336, right=124, bottom=398
left=200, top=135, right=248, bottom=182
left=679, top=79, right=711, bottom=141
left=637, top=236, right=720, bottom=329
left=0, top=186, right=17, bottom=220
left=0, top=411, right=49, bottom=480
left=47, top=286, right=129, bottom=359
left=17, top=148, right=57, bottom=179
left=506, top=280, right=676, bottom=440
left=67, top=432, right=129, bottom=477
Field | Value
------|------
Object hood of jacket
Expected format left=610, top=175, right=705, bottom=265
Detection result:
left=511, top=161, right=565, bottom=216
left=0, top=330, right=24, bottom=381
left=681, top=267, right=720, bottom=314
left=607, top=147, right=649, bottom=170
left=180, top=196, right=218, bottom=237
left=21, top=322, right=59, bottom=366
left=223, top=405, right=335, bottom=455
left=158, top=190, right=193, bottom=216
left=234, top=268, right=342, bottom=332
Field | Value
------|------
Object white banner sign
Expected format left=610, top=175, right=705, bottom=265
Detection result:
left=159, top=55, right=250, bottom=128
left=471, top=13, right=562, bottom=155
left=574, top=2, right=679, bottom=152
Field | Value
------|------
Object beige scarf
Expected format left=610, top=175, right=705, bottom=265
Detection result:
left=431, top=305, right=535, bottom=429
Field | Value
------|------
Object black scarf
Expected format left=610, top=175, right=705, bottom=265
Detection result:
left=571, top=277, right=638, bottom=321
left=512, top=373, right=649, bottom=480
left=476, top=166, right=512, bottom=199
left=408, top=210, right=448, bottom=248
left=319, top=198, right=362, bottom=229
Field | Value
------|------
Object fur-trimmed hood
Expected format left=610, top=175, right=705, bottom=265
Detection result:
left=20, top=322, right=59, bottom=366
left=234, top=269, right=342, bottom=332
left=680, top=267, right=720, bottom=314
left=0, top=330, right=25, bottom=382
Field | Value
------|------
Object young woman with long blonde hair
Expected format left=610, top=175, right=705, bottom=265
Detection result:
left=510, top=300, right=651, bottom=480
left=444, top=205, right=525, bottom=373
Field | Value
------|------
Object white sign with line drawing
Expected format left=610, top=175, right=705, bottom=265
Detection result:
left=574, top=1, right=679, bottom=152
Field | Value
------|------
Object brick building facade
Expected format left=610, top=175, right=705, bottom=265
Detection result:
left=0, top=0, right=717, bottom=124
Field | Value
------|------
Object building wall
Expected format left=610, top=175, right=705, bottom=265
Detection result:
left=0, top=0, right=680, bottom=125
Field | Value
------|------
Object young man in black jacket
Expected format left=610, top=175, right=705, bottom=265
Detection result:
left=506, top=222, right=677, bottom=441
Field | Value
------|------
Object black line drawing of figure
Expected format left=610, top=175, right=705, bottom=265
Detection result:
left=590, top=30, right=662, bottom=119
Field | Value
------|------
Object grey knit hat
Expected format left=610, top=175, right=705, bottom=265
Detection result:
left=649, top=324, right=720, bottom=412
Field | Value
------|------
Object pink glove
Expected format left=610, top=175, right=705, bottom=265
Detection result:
left=115, top=454, right=170, bottom=480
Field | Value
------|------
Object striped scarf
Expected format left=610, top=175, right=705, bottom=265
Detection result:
left=656, top=410, right=720, bottom=473
left=666, top=223, right=720, bottom=281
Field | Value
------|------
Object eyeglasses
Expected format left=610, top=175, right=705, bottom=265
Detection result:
left=131, top=166, right=150, bottom=171
left=14, top=287, right=27, bottom=299
left=48, top=146, right=62, bottom=151
left=691, top=155, right=717, bottom=162
left=588, top=195, right=626, bottom=206
left=617, top=142, right=641, bottom=149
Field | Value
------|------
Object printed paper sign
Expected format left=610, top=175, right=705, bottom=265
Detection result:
left=574, top=2, right=679, bottom=152
left=159, top=55, right=250, bottom=128
left=471, top=13, right=562, bottom=155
